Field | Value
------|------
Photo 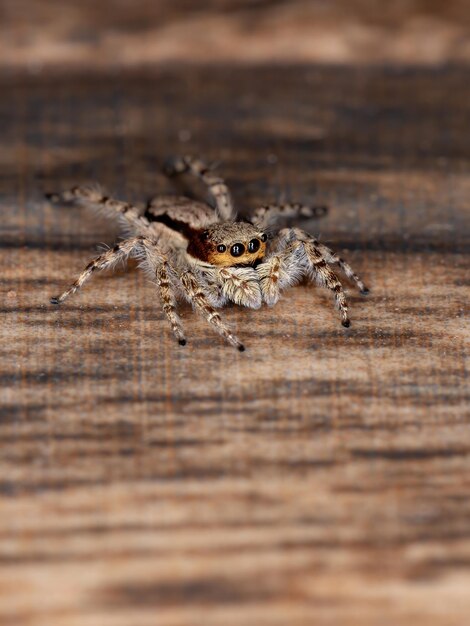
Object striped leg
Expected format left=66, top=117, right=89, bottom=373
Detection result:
left=180, top=271, right=245, bottom=351
left=303, top=240, right=351, bottom=327
left=251, top=202, right=328, bottom=230
left=50, top=236, right=146, bottom=304
left=259, top=227, right=354, bottom=327
left=288, top=227, right=352, bottom=327
left=315, top=241, right=369, bottom=294
left=46, top=186, right=150, bottom=234
left=257, top=236, right=305, bottom=307
left=163, top=155, right=234, bottom=220
left=156, top=262, right=186, bottom=346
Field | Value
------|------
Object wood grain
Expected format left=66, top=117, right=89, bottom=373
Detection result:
left=0, top=65, right=469, bottom=626
left=1, top=0, right=469, bottom=67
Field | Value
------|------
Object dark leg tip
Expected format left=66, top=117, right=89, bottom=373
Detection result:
left=238, top=344, right=246, bottom=352
left=342, top=319, right=351, bottom=328
left=314, top=205, right=329, bottom=217
left=360, top=287, right=370, bottom=295
left=162, top=165, right=174, bottom=177
left=50, top=297, right=60, bottom=305
left=162, top=157, right=179, bottom=177
left=45, top=192, right=57, bottom=202
left=178, top=339, right=187, bottom=346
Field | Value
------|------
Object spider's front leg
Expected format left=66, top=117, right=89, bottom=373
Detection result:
left=257, top=228, right=368, bottom=328
left=256, top=229, right=307, bottom=307
left=155, top=262, right=187, bottom=346
left=201, top=266, right=262, bottom=310
left=51, top=236, right=189, bottom=346
left=180, top=270, right=245, bottom=351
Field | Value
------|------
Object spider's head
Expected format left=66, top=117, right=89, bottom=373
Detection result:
left=187, top=222, right=267, bottom=267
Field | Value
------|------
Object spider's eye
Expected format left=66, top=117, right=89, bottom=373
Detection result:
left=201, top=231, right=209, bottom=241
left=248, top=238, right=260, bottom=253
left=260, top=233, right=267, bottom=242
left=216, top=244, right=226, bottom=253
left=230, top=243, right=245, bottom=257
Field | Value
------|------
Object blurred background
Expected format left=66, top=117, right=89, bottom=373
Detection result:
left=1, top=0, right=469, bottom=70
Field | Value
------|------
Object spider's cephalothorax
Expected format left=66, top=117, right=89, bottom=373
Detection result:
left=48, top=156, right=368, bottom=350
left=187, top=222, right=268, bottom=267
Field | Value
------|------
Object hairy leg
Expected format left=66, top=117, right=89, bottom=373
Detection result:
left=250, top=202, right=328, bottom=231
left=314, top=241, right=369, bottom=294
left=50, top=236, right=149, bottom=304
left=156, top=262, right=186, bottom=346
left=163, top=155, right=234, bottom=221
left=303, top=240, right=350, bottom=327
left=258, top=227, right=366, bottom=327
left=200, top=266, right=262, bottom=309
left=257, top=231, right=305, bottom=306
left=180, top=271, right=245, bottom=350
left=51, top=230, right=193, bottom=346
left=46, top=186, right=150, bottom=235
left=218, top=267, right=262, bottom=309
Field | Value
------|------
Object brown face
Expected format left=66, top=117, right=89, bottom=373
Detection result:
left=206, top=234, right=267, bottom=267
left=187, top=223, right=268, bottom=267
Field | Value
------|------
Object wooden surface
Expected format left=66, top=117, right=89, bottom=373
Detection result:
left=1, top=0, right=469, bottom=67
left=1, top=65, right=469, bottom=626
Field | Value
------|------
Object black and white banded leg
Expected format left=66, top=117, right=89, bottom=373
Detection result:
left=163, top=155, right=234, bottom=221
left=258, top=227, right=367, bottom=328
left=314, top=241, right=369, bottom=295
left=156, top=262, right=187, bottom=346
left=46, top=186, right=150, bottom=234
left=251, top=202, right=328, bottom=230
left=50, top=237, right=149, bottom=304
left=180, top=271, right=245, bottom=351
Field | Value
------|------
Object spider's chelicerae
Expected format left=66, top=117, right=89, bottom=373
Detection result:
left=48, top=156, right=368, bottom=351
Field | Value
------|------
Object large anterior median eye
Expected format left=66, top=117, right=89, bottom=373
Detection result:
left=230, top=243, right=245, bottom=257
left=216, top=244, right=226, bottom=253
left=248, top=239, right=260, bottom=253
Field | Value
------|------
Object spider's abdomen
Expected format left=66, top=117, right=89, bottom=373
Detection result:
left=145, top=196, right=216, bottom=230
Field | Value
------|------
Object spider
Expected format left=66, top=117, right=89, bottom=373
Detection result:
left=48, top=156, right=368, bottom=350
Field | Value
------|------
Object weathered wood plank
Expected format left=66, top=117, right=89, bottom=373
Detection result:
left=0, top=65, right=469, bottom=626
left=1, top=0, right=469, bottom=67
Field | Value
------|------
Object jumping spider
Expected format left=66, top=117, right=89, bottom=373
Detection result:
left=48, top=156, right=368, bottom=350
